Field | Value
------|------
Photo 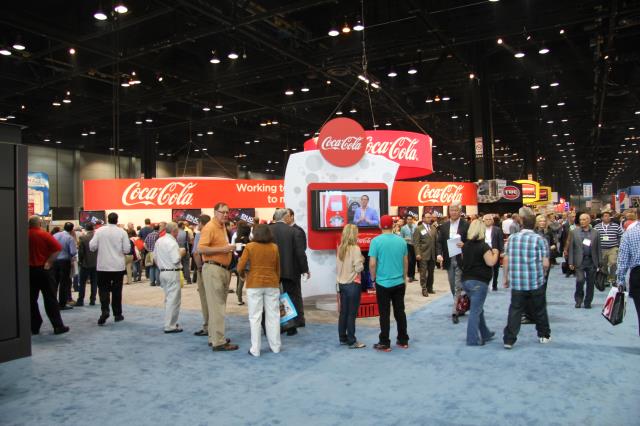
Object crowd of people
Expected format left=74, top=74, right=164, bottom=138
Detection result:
left=27, top=202, right=639, bottom=355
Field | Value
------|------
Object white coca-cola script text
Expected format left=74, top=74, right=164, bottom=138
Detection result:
left=417, top=184, right=464, bottom=204
left=122, top=181, right=196, bottom=207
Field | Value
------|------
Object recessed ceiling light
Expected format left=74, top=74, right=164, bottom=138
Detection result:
left=559, top=29, right=565, bottom=35
left=451, top=115, right=458, bottom=119
left=538, top=47, right=550, bottom=55
left=353, top=21, right=364, bottom=31
left=284, top=89, right=294, bottom=96
left=81, top=132, right=88, bottom=136
left=94, top=11, right=108, bottom=20
left=114, top=4, right=128, bottom=14
left=210, top=57, right=220, bottom=64
left=561, top=119, right=568, bottom=122
left=540, top=104, right=548, bottom=108
left=44, top=139, right=50, bottom=142
left=547, top=120, right=554, bottom=124
left=202, top=106, right=210, bottom=111
left=145, top=118, right=153, bottom=123
left=442, top=96, right=451, bottom=101
left=387, top=70, right=397, bottom=78
left=497, top=38, right=503, bottom=45
left=557, top=102, right=565, bottom=106
left=207, top=131, right=214, bottom=135
left=12, top=43, right=25, bottom=51
left=407, top=66, right=417, bottom=75
left=514, top=52, right=525, bottom=58
left=385, top=122, right=392, bottom=126
left=215, top=103, right=223, bottom=109
left=350, top=108, right=357, bottom=113
left=52, top=101, right=61, bottom=106
left=197, top=133, right=203, bottom=137
left=336, top=111, right=343, bottom=115
left=425, top=98, right=433, bottom=103
left=135, top=120, right=142, bottom=125
left=328, top=28, right=339, bottom=37
left=55, top=140, right=61, bottom=144
left=244, top=141, right=250, bottom=145
left=300, top=86, right=310, bottom=92
left=342, top=23, right=351, bottom=34
left=550, top=82, right=559, bottom=87
left=0, top=49, right=11, bottom=56
left=228, top=51, right=239, bottom=59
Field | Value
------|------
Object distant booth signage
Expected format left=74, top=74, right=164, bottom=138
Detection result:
left=172, top=209, right=202, bottom=225
left=515, top=179, right=541, bottom=205
left=79, top=210, right=105, bottom=228
left=28, top=172, right=50, bottom=216
left=477, top=179, right=523, bottom=214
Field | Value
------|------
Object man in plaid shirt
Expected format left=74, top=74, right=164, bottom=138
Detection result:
left=616, top=223, right=640, bottom=336
left=503, top=207, right=551, bottom=349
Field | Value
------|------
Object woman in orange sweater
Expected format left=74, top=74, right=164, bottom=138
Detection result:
left=237, top=224, right=281, bottom=357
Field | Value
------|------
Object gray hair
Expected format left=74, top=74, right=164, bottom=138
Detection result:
left=28, top=215, right=42, bottom=228
left=273, top=208, right=288, bottom=222
left=165, top=221, right=178, bottom=234
left=518, top=206, right=535, bottom=218
left=449, top=202, right=462, bottom=211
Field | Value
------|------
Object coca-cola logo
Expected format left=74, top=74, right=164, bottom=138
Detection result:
left=122, top=181, right=196, bottom=207
left=417, top=184, right=464, bottom=204
left=503, top=186, right=520, bottom=200
left=366, top=136, right=419, bottom=161
left=318, top=118, right=367, bottom=167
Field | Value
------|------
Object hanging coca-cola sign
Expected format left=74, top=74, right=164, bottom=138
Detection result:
left=391, top=181, right=477, bottom=206
left=317, top=118, right=367, bottom=167
left=305, top=128, right=433, bottom=179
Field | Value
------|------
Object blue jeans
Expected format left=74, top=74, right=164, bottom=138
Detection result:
left=149, top=266, right=159, bottom=285
left=461, top=279, right=492, bottom=345
left=338, top=283, right=361, bottom=345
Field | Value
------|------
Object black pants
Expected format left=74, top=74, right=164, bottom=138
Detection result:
left=53, top=259, right=72, bottom=307
left=282, top=277, right=304, bottom=327
left=407, top=244, right=416, bottom=280
left=576, top=258, right=596, bottom=306
left=180, top=253, right=192, bottom=283
left=504, top=286, right=550, bottom=345
left=418, top=258, right=435, bottom=292
left=375, top=283, right=409, bottom=346
left=97, top=271, right=124, bottom=317
left=29, top=267, right=64, bottom=333
left=630, top=266, right=640, bottom=336
left=78, top=266, right=97, bottom=303
left=492, top=263, right=500, bottom=289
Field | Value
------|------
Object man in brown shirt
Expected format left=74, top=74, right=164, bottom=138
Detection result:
left=198, top=202, right=238, bottom=351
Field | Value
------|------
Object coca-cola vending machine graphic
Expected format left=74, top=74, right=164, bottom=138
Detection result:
left=321, top=193, right=348, bottom=228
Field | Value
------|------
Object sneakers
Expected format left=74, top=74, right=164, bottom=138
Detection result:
left=373, top=343, right=391, bottom=352
left=114, top=315, right=124, bottom=322
left=503, top=343, right=514, bottom=350
left=396, top=342, right=409, bottom=349
left=539, top=337, right=551, bottom=344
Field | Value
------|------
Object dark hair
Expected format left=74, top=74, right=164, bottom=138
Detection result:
left=286, top=208, right=295, bottom=219
left=154, top=224, right=160, bottom=231
left=361, top=195, right=369, bottom=200
left=199, top=214, right=211, bottom=226
left=136, top=226, right=141, bottom=231
left=178, top=221, right=185, bottom=229
left=108, top=212, right=118, bottom=224
left=50, top=226, right=60, bottom=235
left=85, top=223, right=94, bottom=231
left=128, top=229, right=137, bottom=238
left=251, top=224, right=273, bottom=243
left=522, top=215, right=536, bottom=230
left=64, top=222, right=74, bottom=232
left=236, top=221, right=252, bottom=243
left=214, top=202, right=228, bottom=211
left=145, top=218, right=151, bottom=225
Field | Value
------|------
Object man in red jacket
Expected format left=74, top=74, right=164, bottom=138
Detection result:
left=28, top=215, right=69, bottom=335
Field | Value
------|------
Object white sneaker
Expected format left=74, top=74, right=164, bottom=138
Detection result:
left=503, top=343, right=513, bottom=350
left=539, top=337, right=551, bottom=344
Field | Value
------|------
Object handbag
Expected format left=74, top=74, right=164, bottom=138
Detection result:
left=456, top=293, right=470, bottom=314
left=279, top=292, right=299, bottom=330
left=561, top=261, right=569, bottom=275
left=595, top=269, right=607, bottom=292
left=144, top=252, right=154, bottom=267
left=602, top=286, right=627, bottom=326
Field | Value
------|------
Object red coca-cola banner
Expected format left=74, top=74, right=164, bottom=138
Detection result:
left=318, top=118, right=367, bottom=167
left=304, top=130, right=433, bottom=179
left=391, top=181, right=477, bottom=206
left=83, top=179, right=477, bottom=210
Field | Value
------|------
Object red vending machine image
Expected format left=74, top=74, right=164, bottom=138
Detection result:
left=320, top=193, right=348, bottom=228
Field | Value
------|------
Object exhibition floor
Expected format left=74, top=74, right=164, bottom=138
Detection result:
left=1, top=267, right=638, bottom=426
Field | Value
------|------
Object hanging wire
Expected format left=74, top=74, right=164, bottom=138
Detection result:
left=182, top=121, right=192, bottom=177
left=359, top=0, right=377, bottom=130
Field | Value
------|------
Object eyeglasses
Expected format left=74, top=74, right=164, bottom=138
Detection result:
left=216, top=210, right=230, bottom=215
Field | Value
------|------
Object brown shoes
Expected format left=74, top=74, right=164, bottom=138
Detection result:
left=212, top=343, right=239, bottom=351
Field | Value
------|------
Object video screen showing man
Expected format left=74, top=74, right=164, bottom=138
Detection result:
left=352, top=194, right=380, bottom=226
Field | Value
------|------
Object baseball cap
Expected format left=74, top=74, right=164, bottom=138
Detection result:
left=380, top=215, right=394, bottom=229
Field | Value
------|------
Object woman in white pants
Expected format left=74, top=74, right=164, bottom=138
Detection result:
left=237, top=224, right=281, bottom=357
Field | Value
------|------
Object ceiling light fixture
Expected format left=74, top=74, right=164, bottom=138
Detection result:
left=328, top=27, right=339, bottom=37
left=284, top=88, right=294, bottom=96
left=228, top=51, right=239, bottom=60
left=202, top=106, right=210, bottom=112
left=353, top=20, right=364, bottom=31
left=215, top=102, right=223, bottom=109
left=530, top=83, right=540, bottom=90
left=0, top=49, right=12, bottom=56
left=342, top=23, right=351, bottom=34
left=52, top=101, right=61, bottom=106
left=469, top=73, right=475, bottom=79
left=559, top=29, right=565, bottom=35
left=550, top=81, right=559, bottom=87
left=94, top=11, right=108, bottom=20
left=210, top=56, right=220, bottom=64
left=540, top=104, right=548, bottom=108
left=207, top=131, right=214, bottom=135
left=425, top=98, right=433, bottom=103
left=12, top=42, right=25, bottom=51
left=538, top=47, right=550, bottom=55
left=300, top=86, right=310, bottom=92
left=442, top=95, right=451, bottom=101
left=145, top=118, right=153, bottom=123
left=497, top=38, right=503, bottom=45
left=135, top=120, right=142, bottom=125
left=350, top=107, right=357, bottom=113
left=114, top=4, right=128, bottom=14
left=557, top=102, right=565, bottom=106
left=387, top=69, right=397, bottom=78
left=514, top=52, right=525, bottom=58
left=407, top=65, right=417, bottom=75
left=336, top=111, right=343, bottom=115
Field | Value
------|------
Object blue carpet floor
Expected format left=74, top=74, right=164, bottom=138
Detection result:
left=1, top=266, right=638, bottom=426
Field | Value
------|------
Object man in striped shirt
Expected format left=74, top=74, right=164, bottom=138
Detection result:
left=594, top=211, right=623, bottom=286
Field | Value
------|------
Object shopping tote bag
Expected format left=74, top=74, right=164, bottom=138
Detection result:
left=602, top=286, right=627, bottom=326
left=279, top=292, right=298, bottom=325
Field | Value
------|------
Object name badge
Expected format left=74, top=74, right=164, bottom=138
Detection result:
left=421, top=229, right=427, bottom=236
left=582, top=238, right=591, bottom=247
left=602, top=236, right=609, bottom=242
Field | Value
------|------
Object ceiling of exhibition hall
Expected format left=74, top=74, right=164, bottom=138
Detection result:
left=0, top=0, right=639, bottom=195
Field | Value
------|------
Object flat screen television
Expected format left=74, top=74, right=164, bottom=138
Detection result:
left=310, top=188, right=388, bottom=231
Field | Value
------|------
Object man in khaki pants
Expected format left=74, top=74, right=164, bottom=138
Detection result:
left=594, top=210, right=623, bottom=286
left=198, top=202, right=238, bottom=351
left=192, top=214, right=211, bottom=336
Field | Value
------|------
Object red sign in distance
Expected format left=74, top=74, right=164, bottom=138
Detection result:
left=317, top=118, right=367, bottom=167
left=503, top=186, right=520, bottom=200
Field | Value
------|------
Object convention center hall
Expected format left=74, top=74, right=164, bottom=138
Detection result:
left=1, top=1, right=639, bottom=425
